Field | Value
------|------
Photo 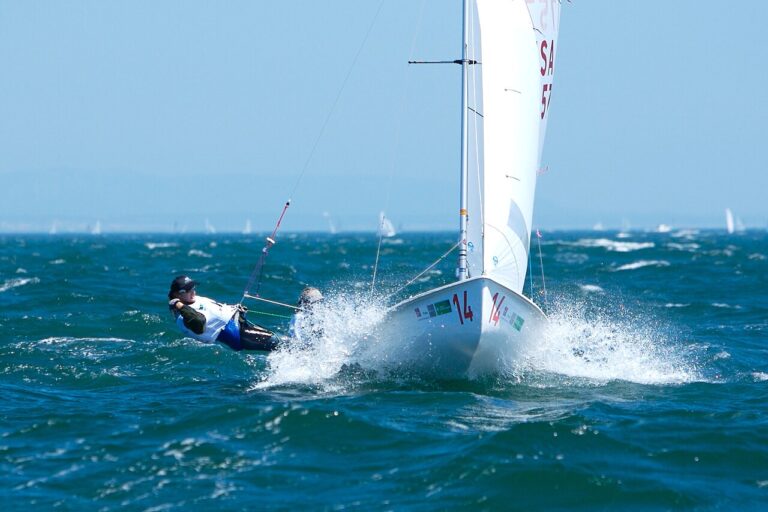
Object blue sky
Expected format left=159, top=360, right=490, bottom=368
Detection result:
left=1, top=0, right=766, bottom=232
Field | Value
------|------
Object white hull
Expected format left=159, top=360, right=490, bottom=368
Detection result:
left=376, top=277, right=547, bottom=378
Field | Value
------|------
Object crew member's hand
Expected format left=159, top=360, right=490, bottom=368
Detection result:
left=169, top=298, right=182, bottom=310
left=236, top=304, right=248, bottom=314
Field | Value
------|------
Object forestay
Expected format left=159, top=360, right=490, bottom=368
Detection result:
left=465, top=0, right=560, bottom=293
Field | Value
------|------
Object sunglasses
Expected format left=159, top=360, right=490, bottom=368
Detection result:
left=178, top=288, right=196, bottom=294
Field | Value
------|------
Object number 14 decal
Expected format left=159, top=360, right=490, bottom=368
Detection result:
left=452, top=291, right=474, bottom=325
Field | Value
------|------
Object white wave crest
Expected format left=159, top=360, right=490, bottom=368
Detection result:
left=667, top=242, right=700, bottom=252
left=188, top=249, right=212, bottom=258
left=145, top=242, right=178, bottom=250
left=571, top=239, right=655, bottom=252
left=579, top=284, right=604, bottom=294
left=711, top=303, right=742, bottom=309
left=0, top=277, right=40, bottom=293
left=613, top=260, right=670, bottom=271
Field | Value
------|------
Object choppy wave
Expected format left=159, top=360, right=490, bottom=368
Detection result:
left=569, top=238, right=655, bottom=252
left=0, top=277, right=40, bottom=293
left=145, top=242, right=178, bottom=250
left=613, top=260, right=670, bottom=271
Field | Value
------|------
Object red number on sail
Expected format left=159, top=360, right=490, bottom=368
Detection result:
left=541, top=83, right=551, bottom=119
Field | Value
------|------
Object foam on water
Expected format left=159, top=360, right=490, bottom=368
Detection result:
left=569, top=238, right=655, bottom=252
left=613, top=260, right=671, bottom=271
left=0, top=277, right=40, bottom=293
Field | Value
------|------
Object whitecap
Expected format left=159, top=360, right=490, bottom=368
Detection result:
left=0, top=277, right=40, bottom=293
left=570, top=238, right=654, bottom=252
left=145, top=242, right=178, bottom=250
left=579, top=284, right=604, bottom=294
left=711, top=303, right=742, bottom=309
left=748, top=253, right=766, bottom=261
left=664, top=303, right=689, bottom=308
left=188, top=249, right=212, bottom=258
left=667, top=243, right=700, bottom=252
left=753, top=372, right=768, bottom=382
left=49, top=259, right=66, bottom=265
left=613, top=260, right=670, bottom=271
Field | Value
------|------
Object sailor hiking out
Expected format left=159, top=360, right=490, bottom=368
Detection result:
left=168, top=275, right=279, bottom=351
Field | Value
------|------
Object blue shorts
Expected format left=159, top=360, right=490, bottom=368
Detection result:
left=216, top=318, right=242, bottom=351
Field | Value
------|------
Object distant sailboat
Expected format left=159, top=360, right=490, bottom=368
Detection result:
left=378, top=212, right=396, bottom=238
left=322, top=211, right=338, bottom=235
left=656, top=224, right=672, bottom=233
left=592, top=222, right=604, bottom=232
left=725, top=208, right=735, bottom=234
left=243, top=219, right=252, bottom=235
left=49, top=221, right=58, bottom=235
left=725, top=208, right=745, bottom=234
left=204, top=218, right=216, bottom=234
left=91, top=220, right=102, bottom=235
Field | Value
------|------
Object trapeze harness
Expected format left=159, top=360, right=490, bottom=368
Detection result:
left=175, top=296, right=277, bottom=351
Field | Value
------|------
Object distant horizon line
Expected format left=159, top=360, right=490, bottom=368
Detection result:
left=0, top=226, right=761, bottom=236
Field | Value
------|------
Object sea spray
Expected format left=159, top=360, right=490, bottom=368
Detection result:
left=258, top=292, right=390, bottom=388
left=503, top=297, right=703, bottom=385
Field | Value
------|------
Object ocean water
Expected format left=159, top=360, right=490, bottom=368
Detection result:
left=2, top=230, right=767, bottom=510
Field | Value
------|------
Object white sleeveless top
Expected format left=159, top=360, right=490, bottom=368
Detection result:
left=176, top=295, right=237, bottom=343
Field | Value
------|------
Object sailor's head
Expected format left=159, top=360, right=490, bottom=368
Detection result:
left=297, top=286, right=323, bottom=309
left=169, top=275, right=198, bottom=302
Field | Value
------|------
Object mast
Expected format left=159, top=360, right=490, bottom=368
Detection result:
left=457, top=0, right=470, bottom=281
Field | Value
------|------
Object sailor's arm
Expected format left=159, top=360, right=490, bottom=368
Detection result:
left=170, top=300, right=206, bottom=334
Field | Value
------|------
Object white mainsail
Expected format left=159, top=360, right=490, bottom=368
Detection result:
left=725, top=208, right=734, bottom=234
left=465, top=0, right=560, bottom=293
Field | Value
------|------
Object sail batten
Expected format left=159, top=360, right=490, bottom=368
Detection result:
left=464, top=0, right=560, bottom=293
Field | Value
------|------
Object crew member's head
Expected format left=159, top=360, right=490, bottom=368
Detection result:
left=297, top=286, right=323, bottom=309
left=168, top=275, right=198, bottom=304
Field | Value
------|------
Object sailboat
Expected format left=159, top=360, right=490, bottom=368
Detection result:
left=725, top=208, right=735, bottom=234
left=378, top=212, right=397, bottom=238
left=376, top=0, right=561, bottom=376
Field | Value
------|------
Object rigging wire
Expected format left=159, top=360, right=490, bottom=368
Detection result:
left=528, top=237, right=534, bottom=298
left=369, top=0, right=429, bottom=297
left=536, top=229, right=547, bottom=310
left=385, top=239, right=462, bottom=301
left=467, top=0, right=485, bottom=250
left=240, top=0, right=387, bottom=303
